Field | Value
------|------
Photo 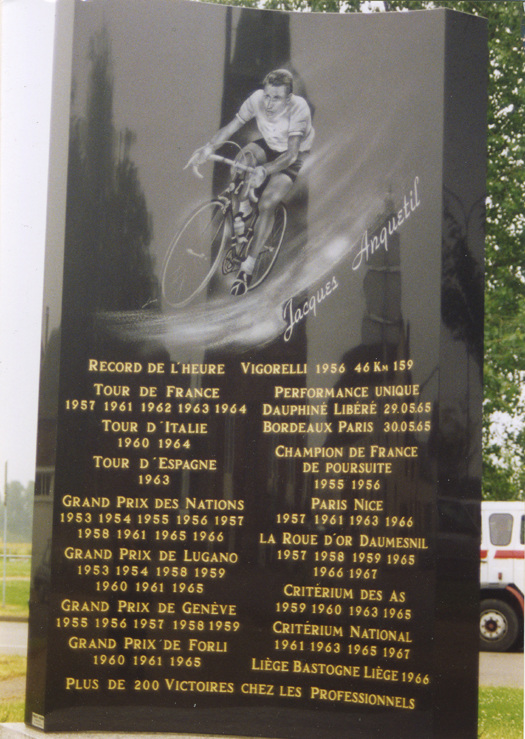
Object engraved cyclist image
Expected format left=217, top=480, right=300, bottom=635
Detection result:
left=162, top=69, right=314, bottom=306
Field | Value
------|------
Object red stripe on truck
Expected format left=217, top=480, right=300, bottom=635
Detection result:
left=494, top=550, right=525, bottom=559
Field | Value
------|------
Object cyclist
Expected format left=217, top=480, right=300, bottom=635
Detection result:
left=187, top=69, right=314, bottom=295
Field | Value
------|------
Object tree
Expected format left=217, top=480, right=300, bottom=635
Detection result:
left=383, top=2, right=524, bottom=503
left=0, top=481, right=34, bottom=543
left=63, top=27, right=157, bottom=324
left=210, top=0, right=524, bottom=499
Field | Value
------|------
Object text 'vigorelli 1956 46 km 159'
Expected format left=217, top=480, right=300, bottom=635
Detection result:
left=25, top=2, right=487, bottom=738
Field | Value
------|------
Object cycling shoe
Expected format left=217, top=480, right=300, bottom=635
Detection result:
left=230, top=270, right=252, bottom=296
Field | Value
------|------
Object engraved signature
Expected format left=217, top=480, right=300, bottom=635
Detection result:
left=282, top=276, right=339, bottom=343
left=352, top=176, right=421, bottom=271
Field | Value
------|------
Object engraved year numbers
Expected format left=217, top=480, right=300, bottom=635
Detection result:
left=383, top=607, right=412, bottom=620
left=56, top=617, right=88, bottom=628
left=312, top=566, right=344, bottom=578
left=348, top=568, right=378, bottom=579
left=386, top=554, right=416, bottom=566
left=133, top=655, right=163, bottom=666
left=77, top=528, right=110, bottom=540
left=314, top=514, right=344, bottom=526
left=132, top=618, right=164, bottom=629
left=402, top=672, right=430, bottom=684
left=315, top=363, right=345, bottom=374
left=93, top=654, right=125, bottom=666
left=99, top=513, right=131, bottom=524
left=138, top=474, right=170, bottom=485
left=77, top=564, right=110, bottom=576
left=176, top=515, right=208, bottom=526
left=170, top=656, right=202, bottom=667
left=348, top=515, right=379, bottom=526
left=214, top=515, right=244, bottom=526
left=94, top=618, right=127, bottom=629
left=155, top=530, right=187, bottom=541
left=194, top=567, right=226, bottom=579
left=351, top=479, right=380, bottom=491
left=348, top=605, right=379, bottom=617
left=214, top=403, right=247, bottom=414
left=61, top=512, right=92, bottom=524
left=385, top=516, right=413, bottom=528
left=158, top=438, right=191, bottom=449
left=352, top=552, right=381, bottom=564
left=141, top=402, right=172, bottom=413
left=310, top=641, right=341, bottom=653
left=275, top=602, right=307, bottom=614
left=117, top=437, right=150, bottom=449
left=277, top=549, right=307, bottom=561
left=274, top=640, right=305, bottom=651
left=104, top=401, right=132, bottom=412
left=348, top=644, right=377, bottom=656
left=313, top=479, right=344, bottom=490
left=157, top=566, right=188, bottom=578
left=65, top=399, right=95, bottom=411
left=172, top=582, right=203, bottom=594
left=93, top=654, right=126, bottom=667
left=383, top=647, right=411, bottom=659
left=315, top=551, right=345, bottom=563
left=177, top=403, right=209, bottom=414
left=276, top=513, right=306, bottom=524
left=138, top=514, right=169, bottom=525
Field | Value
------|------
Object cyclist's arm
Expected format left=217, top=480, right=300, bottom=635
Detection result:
left=268, top=135, right=302, bottom=175
left=208, top=118, right=244, bottom=150
left=187, top=118, right=244, bottom=168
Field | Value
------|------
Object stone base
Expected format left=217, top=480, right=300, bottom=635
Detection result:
left=0, top=726, right=254, bottom=739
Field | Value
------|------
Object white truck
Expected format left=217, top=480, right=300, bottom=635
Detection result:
left=480, top=500, right=524, bottom=651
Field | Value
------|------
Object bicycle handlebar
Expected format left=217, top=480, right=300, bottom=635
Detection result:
left=186, top=152, right=255, bottom=179
left=208, top=153, right=254, bottom=172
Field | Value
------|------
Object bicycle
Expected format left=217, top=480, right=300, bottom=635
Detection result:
left=161, top=148, right=287, bottom=308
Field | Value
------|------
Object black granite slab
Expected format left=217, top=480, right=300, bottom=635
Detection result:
left=26, top=3, right=487, bottom=738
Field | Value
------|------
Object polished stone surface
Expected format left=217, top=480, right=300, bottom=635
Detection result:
left=27, top=2, right=486, bottom=738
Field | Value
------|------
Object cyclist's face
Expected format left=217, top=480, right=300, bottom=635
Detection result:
left=263, top=85, right=290, bottom=118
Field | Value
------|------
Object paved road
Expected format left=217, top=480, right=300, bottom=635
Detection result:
left=0, top=621, right=522, bottom=687
left=0, top=622, right=28, bottom=656
left=479, top=651, right=523, bottom=689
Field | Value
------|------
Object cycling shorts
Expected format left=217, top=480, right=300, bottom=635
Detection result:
left=253, top=139, right=308, bottom=183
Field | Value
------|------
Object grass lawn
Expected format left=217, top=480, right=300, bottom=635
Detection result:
left=0, top=655, right=26, bottom=681
left=0, top=580, right=29, bottom=620
left=0, top=699, right=24, bottom=723
left=0, top=559, right=31, bottom=579
left=0, top=656, right=27, bottom=722
left=0, top=556, right=31, bottom=619
left=478, top=686, right=524, bottom=739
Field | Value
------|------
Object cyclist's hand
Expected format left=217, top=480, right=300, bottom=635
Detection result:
left=248, top=166, right=267, bottom=190
left=184, top=144, right=214, bottom=177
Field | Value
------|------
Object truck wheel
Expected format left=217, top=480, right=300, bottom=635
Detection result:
left=480, top=599, right=519, bottom=652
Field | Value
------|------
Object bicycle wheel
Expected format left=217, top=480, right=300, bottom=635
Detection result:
left=162, top=201, right=232, bottom=308
left=249, top=204, right=287, bottom=290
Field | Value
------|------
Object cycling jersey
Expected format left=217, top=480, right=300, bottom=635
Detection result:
left=236, top=90, right=315, bottom=153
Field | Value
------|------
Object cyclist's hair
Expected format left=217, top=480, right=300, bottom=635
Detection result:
left=263, top=69, right=293, bottom=95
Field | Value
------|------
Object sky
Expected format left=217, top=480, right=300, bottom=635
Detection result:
left=0, top=0, right=56, bottom=487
